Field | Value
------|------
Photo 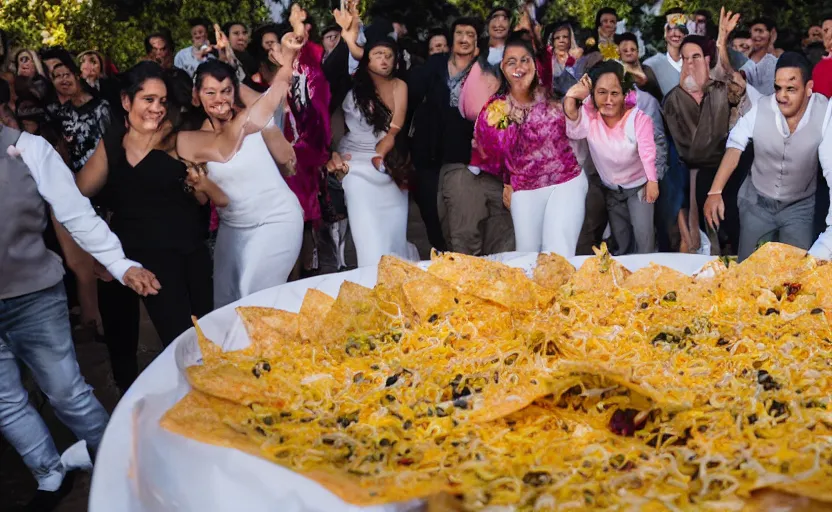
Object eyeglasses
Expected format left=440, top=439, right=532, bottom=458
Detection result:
left=18, top=55, right=31, bottom=63
left=52, top=71, right=74, bottom=81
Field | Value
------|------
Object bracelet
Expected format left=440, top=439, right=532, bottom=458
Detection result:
left=707, top=190, right=722, bottom=196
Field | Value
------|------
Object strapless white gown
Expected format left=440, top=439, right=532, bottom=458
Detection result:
left=338, top=91, right=417, bottom=267
left=208, top=127, right=304, bottom=308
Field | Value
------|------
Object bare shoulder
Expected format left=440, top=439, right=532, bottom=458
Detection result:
left=392, top=78, right=408, bottom=92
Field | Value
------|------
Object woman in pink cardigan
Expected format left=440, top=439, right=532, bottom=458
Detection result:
left=564, top=61, right=659, bottom=254
left=473, top=35, right=587, bottom=257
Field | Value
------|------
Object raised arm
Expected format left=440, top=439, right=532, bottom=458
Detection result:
left=75, top=139, right=110, bottom=198
left=714, top=7, right=741, bottom=79
left=334, top=0, right=364, bottom=61
left=176, top=36, right=299, bottom=164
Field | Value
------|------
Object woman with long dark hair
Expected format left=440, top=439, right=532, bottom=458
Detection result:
left=193, top=59, right=303, bottom=308
left=74, top=37, right=299, bottom=391
left=473, top=35, right=586, bottom=256
left=336, top=37, right=416, bottom=267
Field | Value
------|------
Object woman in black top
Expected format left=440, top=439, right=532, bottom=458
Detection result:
left=75, top=37, right=298, bottom=391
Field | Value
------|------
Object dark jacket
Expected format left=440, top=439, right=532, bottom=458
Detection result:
left=408, top=53, right=474, bottom=170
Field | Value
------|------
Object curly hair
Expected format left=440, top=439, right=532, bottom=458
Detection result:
left=351, top=38, right=397, bottom=137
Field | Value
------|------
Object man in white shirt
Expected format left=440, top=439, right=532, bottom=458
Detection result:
left=0, top=124, right=159, bottom=511
left=174, top=18, right=215, bottom=77
left=704, top=53, right=832, bottom=261
left=740, top=17, right=779, bottom=96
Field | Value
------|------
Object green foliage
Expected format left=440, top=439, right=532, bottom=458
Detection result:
left=1, top=0, right=826, bottom=70
left=1, top=0, right=270, bottom=69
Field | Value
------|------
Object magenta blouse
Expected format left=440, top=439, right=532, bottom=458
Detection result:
left=282, top=42, right=331, bottom=225
left=472, top=94, right=581, bottom=191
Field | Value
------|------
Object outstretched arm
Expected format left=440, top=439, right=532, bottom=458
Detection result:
left=176, top=36, right=300, bottom=164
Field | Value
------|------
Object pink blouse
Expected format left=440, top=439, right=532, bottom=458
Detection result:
left=566, top=94, right=657, bottom=188
left=473, top=94, right=581, bottom=192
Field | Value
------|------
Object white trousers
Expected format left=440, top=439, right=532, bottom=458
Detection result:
left=342, top=155, right=417, bottom=267
left=510, top=171, right=588, bottom=257
left=213, top=217, right=303, bottom=309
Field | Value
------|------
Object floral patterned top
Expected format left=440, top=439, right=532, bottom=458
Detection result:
left=473, top=94, right=581, bottom=191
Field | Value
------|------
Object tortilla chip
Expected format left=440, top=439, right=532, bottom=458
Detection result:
left=192, top=315, right=221, bottom=363
left=567, top=243, right=631, bottom=295
left=533, top=252, right=576, bottom=290
left=236, top=307, right=300, bottom=358
left=720, top=242, right=816, bottom=293
left=428, top=251, right=554, bottom=309
left=298, top=289, right=335, bottom=341
left=322, top=281, right=397, bottom=345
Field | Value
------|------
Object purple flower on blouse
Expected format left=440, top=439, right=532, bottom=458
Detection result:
left=474, top=94, right=581, bottom=191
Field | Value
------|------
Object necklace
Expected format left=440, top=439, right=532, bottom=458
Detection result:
left=507, top=93, right=535, bottom=124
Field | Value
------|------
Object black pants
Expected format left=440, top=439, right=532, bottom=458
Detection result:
left=100, top=244, right=213, bottom=392
left=695, top=163, right=746, bottom=255
left=413, top=167, right=448, bottom=252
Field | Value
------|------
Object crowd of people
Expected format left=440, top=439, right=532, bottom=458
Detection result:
left=2, top=1, right=832, bottom=509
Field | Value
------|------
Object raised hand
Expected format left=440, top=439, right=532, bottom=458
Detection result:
left=717, top=7, right=741, bottom=46
left=333, top=7, right=355, bottom=33
left=289, top=3, right=307, bottom=34
left=214, top=24, right=229, bottom=51
left=566, top=74, right=592, bottom=101
left=123, top=266, right=162, bottom=296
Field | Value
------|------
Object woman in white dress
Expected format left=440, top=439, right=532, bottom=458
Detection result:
left=193, top=60, right=304, bottom=308
left=337, top=38, right=417, bottom=267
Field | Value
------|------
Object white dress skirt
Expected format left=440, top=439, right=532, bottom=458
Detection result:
left=339, top=91, right=417, bottom=267
left=208, top=126, right=304, bottom=309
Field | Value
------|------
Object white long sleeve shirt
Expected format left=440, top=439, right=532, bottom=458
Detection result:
left=806, top=101, right=832, bottom=259
left=16, top=132, right=140, bottom=283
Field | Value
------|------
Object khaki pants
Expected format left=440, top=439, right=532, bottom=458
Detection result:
left=437, top=163, right=515, bottom=256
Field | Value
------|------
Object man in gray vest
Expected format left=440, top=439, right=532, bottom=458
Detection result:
left=703, top=52, right=832, bottom=261
left=0, top=121, right=160, bottom=510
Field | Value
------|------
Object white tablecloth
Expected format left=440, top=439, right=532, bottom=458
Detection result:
left=89, top=253, right=714, bottom=512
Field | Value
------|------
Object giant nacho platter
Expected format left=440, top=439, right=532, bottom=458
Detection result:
left=90, top=245, right=832, bottom=511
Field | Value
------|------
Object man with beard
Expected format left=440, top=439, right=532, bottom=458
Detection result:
left=409, top=17, right=515, bottom=255
left=704, top=53, right=831, bottom=261
left=663, top=13, right=760, bottom=255
left=740, top=17, right=779, bottom=95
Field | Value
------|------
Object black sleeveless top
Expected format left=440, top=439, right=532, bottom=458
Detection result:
left=102, top=126, right=204, bottom=252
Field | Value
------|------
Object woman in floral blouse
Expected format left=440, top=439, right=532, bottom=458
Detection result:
left=473, top=34, right=587, bottom=257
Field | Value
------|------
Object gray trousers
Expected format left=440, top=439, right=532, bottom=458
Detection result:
left=437, top=163, right=515, bottom=256
left=737, top=178, right=815, bottom=262
left=604, top=184, right=655, bottom=255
